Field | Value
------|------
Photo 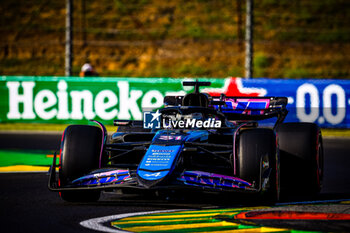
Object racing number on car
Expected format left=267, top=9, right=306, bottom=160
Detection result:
left=158, top=135, right=182, bottom=140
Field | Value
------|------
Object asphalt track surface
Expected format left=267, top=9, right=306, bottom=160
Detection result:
left=0, top=132, right=350, bottom=233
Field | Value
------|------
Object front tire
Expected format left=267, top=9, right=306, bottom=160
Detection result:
left=237, top=128, right=280, bottom=203
left=59, top=125, right=103, bottom=202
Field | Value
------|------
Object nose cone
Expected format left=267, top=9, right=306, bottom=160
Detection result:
left=137, top=144, right=182, bottom=188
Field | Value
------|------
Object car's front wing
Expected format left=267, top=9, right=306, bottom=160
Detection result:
left=48, top=160, right=259, bottom=194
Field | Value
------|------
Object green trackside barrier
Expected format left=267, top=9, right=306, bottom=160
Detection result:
left=0, top=76, right=226, bottom=126
left=1, top=76, right=350, bottom=129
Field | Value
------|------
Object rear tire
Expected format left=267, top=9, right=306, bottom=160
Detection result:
left=277, top=122, right=323, bottom=196
left=59, top=125, right=103, bottom=202
left=237, top=128, right=280, bottom=203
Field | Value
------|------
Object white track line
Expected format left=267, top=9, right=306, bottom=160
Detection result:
left=80, top=209, right=189, bottom=233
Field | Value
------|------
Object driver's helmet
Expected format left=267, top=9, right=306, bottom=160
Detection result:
left=182, top=93, right=209, bottom=107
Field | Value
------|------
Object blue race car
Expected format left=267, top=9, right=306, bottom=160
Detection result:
left=49, top=81, right=323, bottom=202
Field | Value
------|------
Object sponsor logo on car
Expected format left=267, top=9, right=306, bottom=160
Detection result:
left=144, top=172, right=162, bottom=177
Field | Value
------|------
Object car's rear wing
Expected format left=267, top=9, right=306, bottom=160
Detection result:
left=210, top=96, right=288, bottom=120
left=163, top=96, right=288, bottom=130
left=164, top=94, right=287, bottom=115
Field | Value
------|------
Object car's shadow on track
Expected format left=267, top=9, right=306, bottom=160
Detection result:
left=74, top=189, right=350, bottom=209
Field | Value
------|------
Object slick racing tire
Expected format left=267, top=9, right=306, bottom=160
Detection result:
left=59, top=125, right=103, bottom=202
left=277, top=123, right=324, bottom=196
left=237, top=128, right=280, bottom=203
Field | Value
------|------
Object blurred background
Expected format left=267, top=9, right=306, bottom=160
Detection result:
left=1, top=0, right=349, bottom=78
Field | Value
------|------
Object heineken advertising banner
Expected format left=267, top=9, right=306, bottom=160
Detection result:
left=1, top=76, right=350, bottom=128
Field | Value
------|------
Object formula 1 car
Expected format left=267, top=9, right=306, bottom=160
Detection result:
left=48, top=81, right=324, bottom=202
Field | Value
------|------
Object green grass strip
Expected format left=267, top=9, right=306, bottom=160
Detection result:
left=119, top=225, right=238, bottom=233
left=113, top=208, right=266, bottom=230
left=0, top=150, right=57, bottom=167
left=119, top=225, right=258, bottom=233
left=0, top=123, right=69, bottom=132
left=112, top=208, right=265, bottom=233
left=113, top=218, right=219, bottom=228
left=290, top=231, right=322, bottom=233
left=321, top=129, right=350, bottom=137
left=121, top=208, right=249, bottom=218
left=112, top=207, right=319, bottom=233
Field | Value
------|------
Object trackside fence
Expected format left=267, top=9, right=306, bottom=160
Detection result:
left=1, top=76, right=349, bottom=128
